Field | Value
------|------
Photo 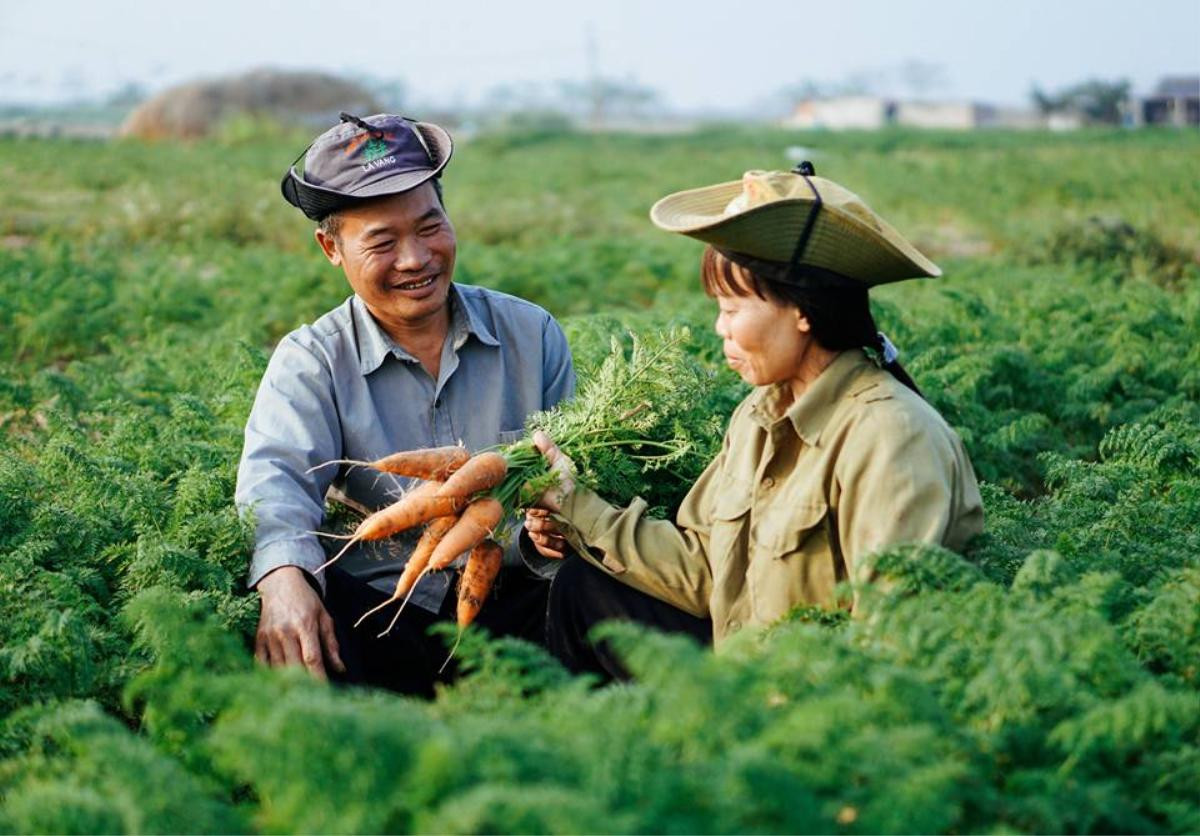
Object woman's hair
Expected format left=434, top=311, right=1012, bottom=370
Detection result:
left=700, top=246, right=922, bottom=395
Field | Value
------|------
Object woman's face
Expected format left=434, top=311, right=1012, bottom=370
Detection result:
left=713, top=289, right=810, bottom=387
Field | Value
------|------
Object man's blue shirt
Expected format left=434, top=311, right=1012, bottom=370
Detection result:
left=235, top=283, right=575, bottom=613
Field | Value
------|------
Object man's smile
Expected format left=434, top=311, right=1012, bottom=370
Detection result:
left=390, top=272, right=441, bottom=292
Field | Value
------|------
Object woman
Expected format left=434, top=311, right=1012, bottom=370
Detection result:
left=527, top=165, right=984, bottom=679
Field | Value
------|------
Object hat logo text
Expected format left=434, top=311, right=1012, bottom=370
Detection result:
left=361, top=155, right=396, bottom=173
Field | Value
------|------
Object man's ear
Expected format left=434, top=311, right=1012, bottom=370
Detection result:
left=314, top=228, right=342, bottom=266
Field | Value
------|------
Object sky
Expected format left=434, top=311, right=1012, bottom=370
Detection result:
left=1, top=0, right=1196, bottom=112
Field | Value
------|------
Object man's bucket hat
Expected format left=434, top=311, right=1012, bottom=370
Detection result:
left=282, top=113, right=452, bottom=221
left=650, top=163, right=940, bottom=286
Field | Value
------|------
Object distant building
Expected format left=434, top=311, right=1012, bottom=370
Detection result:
left=784, top=97, right=895, bottom=130
left=784, top=96, right=1040, bottom=131
left=1125, top=76, right=1200, bottom=127
left=896, top=101, right=993, bottom=130
left=1046, top=111, right=1086, bottom=132
left=989, top=106, right=1045, bottom=130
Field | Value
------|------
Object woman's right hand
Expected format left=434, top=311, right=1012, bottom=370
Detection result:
left=524, top=508, right=567, bottom=558
left=531, top=430, right=576, bottom=514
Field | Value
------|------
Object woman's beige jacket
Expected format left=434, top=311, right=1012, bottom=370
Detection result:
left=557, top=349, right=984, bottom=644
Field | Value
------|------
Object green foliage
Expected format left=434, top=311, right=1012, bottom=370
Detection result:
left=970, top=403, right=1200, bottom=588
left=854, top=547, right=1200, bottom=833
left=0, top=701, right=244, bottom=834
left=1024, top=214, right=1199, bottom=288
left=1, top=128, right=1198, bottom=833
left=523, top=328, right=728, bottom=516
left=1123, top=567, right=1200, bottom=688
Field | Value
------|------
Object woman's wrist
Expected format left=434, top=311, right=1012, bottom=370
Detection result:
left=532, top=430, right=576, bottom=514
left=546, top=474, right=576, bottom=514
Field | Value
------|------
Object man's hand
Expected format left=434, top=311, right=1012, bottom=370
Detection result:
left=255, top=565, right=346, bottom=680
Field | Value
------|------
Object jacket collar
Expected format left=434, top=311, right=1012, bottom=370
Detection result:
left=353, top=284, right=499, bottom=376
left=749, top=349, right=876, bottom=447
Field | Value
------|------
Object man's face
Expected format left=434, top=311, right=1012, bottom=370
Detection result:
left=315, top=183, right=456, bottom=330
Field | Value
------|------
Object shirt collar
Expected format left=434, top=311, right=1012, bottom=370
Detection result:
left=748, top=349, right=876, bottom=447
left=353, top=284, right=499, bottom=377
left=452, top=284, right=501, bottom=349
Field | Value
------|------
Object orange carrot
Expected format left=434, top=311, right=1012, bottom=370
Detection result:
left=307, top=445, right=469, bottom=480
left=355, top=514, right=459, bottom=630
left=396, top=478, right=442, bottom=501
left=382, top=498, right=505, bottom=639
left=397, top=513, right=459, bottom=597
left=427, top=497, right=504, bottom=570
left=440, top=538, right=504, bottom=672
left=316, top=488, right=463, bottom=574
left=456, top=539, right=502, bottom=629
left=436, top=451, right=508, bottom=499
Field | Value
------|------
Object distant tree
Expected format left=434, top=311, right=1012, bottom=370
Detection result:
left=898, top=60, right=948, bottom=98
left=474, top=76, right=660, bottom=130
left=106, top=82, right=147, bottom=109
left=355, top=75, right=406, bottom=113
left=558, top=77, right=660, bottom=127
left=484, top=81, right=549, bottom=112
left=779, top=74, right=875, bottom=105
left=782, top=80, right=830, bottom=102
left=1031, top=78, right=1131, bottom=124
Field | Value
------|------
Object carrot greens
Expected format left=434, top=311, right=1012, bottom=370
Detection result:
left=493, top=327, right=725, bottom=517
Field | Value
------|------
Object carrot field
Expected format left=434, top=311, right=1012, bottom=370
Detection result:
left=1, top=125, right=1198, bottom=833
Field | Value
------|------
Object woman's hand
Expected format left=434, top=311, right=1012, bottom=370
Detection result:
left=524, top=508, right=567, bottom=558
left=531, top=430, right=576, bottom=514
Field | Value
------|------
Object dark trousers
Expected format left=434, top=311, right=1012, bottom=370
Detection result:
left=324, top=565, right=549, bottom=698
left=545, top=556, right=712, bottom=682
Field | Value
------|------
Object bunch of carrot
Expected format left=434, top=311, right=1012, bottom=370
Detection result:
left=311, top=445, right=515, bottom=642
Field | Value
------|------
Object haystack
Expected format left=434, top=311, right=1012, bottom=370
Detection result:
left=120, top=68, right=381, bottom=140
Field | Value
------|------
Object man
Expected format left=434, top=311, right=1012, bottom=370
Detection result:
left=236, top=113, right=574, bottom=695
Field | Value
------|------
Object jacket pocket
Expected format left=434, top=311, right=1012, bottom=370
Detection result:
left=711, top=482, right=753, bottom=522
left=707, top=481, right=754, bottom=598
left=752, top=501, right=828, bottom=555
left=749, top=500, right=838, bottom=622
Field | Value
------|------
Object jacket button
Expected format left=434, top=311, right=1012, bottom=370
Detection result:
left=761, top=476, right=775, bottom=489
left=727, top=619, right=742, bottom=631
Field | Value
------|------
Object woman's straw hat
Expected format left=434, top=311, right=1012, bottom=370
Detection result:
left=650, top=167, right=940, bottom=285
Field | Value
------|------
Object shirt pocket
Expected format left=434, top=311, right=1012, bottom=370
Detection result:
left=748, top=500, right=840, bottom=622
left=708, top=480, right=754, bottom=585
left=496, top=429, right=525, bottom=445
left=711, top=478, right=753, bottom=525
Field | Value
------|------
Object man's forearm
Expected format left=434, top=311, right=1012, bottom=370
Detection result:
left=247, top=534, right=330, bottom=593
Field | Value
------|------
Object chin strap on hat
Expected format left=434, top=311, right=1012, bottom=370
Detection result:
left=786, top=162, right=823, bottom=284
left=877, top=331, right=900, bottom=364
left=339, top=111, right=384, bottom=139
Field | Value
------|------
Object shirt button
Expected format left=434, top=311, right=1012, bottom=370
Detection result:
left=762, top=476, right=775, bottom=489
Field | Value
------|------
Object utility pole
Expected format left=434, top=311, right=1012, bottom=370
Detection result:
left=586, top=23, right=602, bottom=129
